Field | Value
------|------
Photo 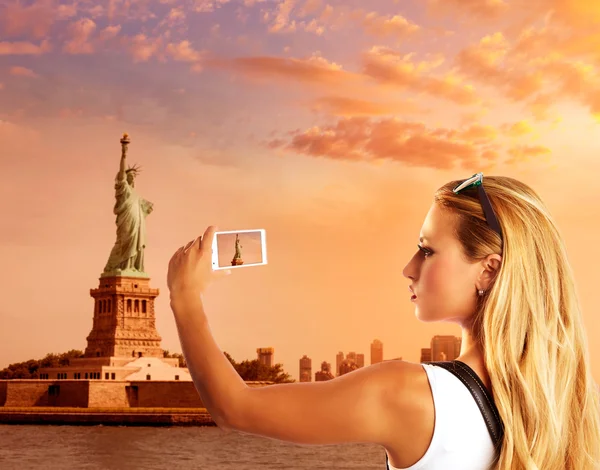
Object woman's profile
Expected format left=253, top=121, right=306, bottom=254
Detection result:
left=167, top=173, right=600, bottom=470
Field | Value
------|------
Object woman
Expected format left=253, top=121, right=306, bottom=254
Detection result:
left=167, top=173, right=600, bottom=469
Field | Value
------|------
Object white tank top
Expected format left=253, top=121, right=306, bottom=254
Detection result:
left=386, top=363, right=497, bottom=470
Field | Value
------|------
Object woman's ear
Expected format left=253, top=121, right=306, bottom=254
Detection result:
left=478, top=254, right=502, bottom=290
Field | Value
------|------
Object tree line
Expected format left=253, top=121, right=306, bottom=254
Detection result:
left=0, top=349, right=294, bottom=383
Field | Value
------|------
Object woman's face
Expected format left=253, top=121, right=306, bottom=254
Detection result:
left=402, top=203, right=482, bottom=324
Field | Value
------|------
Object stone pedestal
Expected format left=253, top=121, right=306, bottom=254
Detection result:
left=84, top=276, right=163, bottom=359
left=231, top=258, right=244, bottom=266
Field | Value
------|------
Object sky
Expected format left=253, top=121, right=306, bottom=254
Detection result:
left=1, top=0, right=600, bottom=383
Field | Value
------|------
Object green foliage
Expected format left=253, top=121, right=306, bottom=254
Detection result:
left=224, top=352, right=295, bottom=383
left=0, top=350, right=84, bottom=379
left=165, top=350, right=294, bottom=383
left=0, top=349, right=294, bottom=383
left=163, top=350, right=187, bottom=367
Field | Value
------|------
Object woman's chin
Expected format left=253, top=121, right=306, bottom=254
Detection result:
left=414, top=305, right=436, bottom=322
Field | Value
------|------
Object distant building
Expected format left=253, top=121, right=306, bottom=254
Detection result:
left=356, top=354, right=365, bottom=368
left=420, top=348, right=432, bottom=363
left=299, top=355, right=312, bottom=382
left=339, top=359, right=359, bottom=376
left=431, top=335, right=461, bottom=361
left=371, top=339, right=384, bottom=365
left=336, top=351, right=344, bottom=376
left=315, top=362, right=334, bottom=381
left=257, top=348, right=274, bottom=368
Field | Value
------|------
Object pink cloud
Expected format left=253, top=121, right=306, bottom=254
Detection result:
left=0, top=39, right=52, bottom=55
left=128, top=34, right=164, bottom=62
left=267, top=117, right=505, bottom=170
left=361, top=12, right=420, bottom=39
left=0, top=0, right=57, bottom=39
left=9, top=66, right=38, bottom=78
left=362, top=47, right=479, bottom=105
left=310, top=96, right=426, bottom=117
left=99, top=25, right=122, bottom=41
left=63, top=18, right=96, bottom=55
left=215, top=52, right=355, bottom=87
left=427, top=0, right=509, bottom=19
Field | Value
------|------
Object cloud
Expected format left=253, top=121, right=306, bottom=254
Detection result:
left=0, top=40, right=52, bottom=55
left=361, top=12, right=420, bottom=39
left=456, top=32, right=549, bottom=103
left=9, top=66, right=38, bottom=78
left=545, top=0, right=600, bottom=29
left=297, top=0, right=321, bottom=18
left=0, top=0, right=57, bottom=39
left=264, top=0, right=327, bottom=35
left=213, top=52, right=357, bottom=88
left=63, top=18, right=96, bottom=54
left=128, top=33, right=164, bottom=62
left=309, top=96, right=426, bottom=117
left=506, top=144, right=551, bottom=164
left=265, top=0, right=296, bottom=33
left=427, top=0, right=509, bottom=19
left=267, top=117, right=504, bottom=170
left=362, top=47, right=479, bottom=105
left=166, top=40, right=205, bottom=71
left=192, top=0, right=231, bottom=13
left=99, top=25, right=122, bottom=41
left=457, top=28, right=600, bottom=119
left=501, top=120, right=533, bottom=137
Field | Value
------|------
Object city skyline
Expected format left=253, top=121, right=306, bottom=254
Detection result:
left=1, top=0, right=600, bottom=383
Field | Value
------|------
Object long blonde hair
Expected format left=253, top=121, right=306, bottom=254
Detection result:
left=435, top=175, right=600, bottom=470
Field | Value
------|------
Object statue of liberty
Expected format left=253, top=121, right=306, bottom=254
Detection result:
left=231, top=233, right=243, bottom=266
left=102, top=133, right=154, bottom=277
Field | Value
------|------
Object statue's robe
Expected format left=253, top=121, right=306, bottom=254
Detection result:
left=104, top=171, right=152, bottom=273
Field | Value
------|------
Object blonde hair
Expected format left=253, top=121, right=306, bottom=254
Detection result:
left=435, top=175, right=600, bottom=470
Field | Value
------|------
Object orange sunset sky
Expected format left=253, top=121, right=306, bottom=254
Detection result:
left=1, top=0, right=600, bottom=383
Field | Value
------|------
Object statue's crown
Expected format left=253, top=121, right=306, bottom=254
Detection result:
left=126, top=163, right=142, bottom=175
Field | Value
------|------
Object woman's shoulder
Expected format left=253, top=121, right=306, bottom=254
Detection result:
left=366, top=360, right=436, bottom=428
left=374, top=360, right=436, bottom=468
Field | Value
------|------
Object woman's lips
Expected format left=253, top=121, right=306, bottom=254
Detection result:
left=410, top=294, right=417, bottom=301
left=409, top=286, right=417, bottom=301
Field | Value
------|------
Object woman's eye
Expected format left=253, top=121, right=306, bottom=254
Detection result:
left=417, top=245, right=432, bottom=258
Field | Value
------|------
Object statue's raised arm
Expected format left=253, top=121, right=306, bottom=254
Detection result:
left=118, top=133, right=129, bottom=180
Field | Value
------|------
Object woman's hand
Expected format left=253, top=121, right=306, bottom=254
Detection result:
left=167, top=225, right=231, bottom=299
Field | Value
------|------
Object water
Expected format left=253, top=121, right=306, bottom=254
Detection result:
left=0, top=425, right=387, bottom=469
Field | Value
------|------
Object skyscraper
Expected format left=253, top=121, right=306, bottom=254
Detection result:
left=257, top=347, right=274, bottom=367
left=299, top=355, right=312, bottom=382
left=431, top=336, right=461, bottom=361
left=336, top=351, right=344, bottom=376
left=315, top=361, right=334, bottom=381
left=371, top=339, right=384, bottom=365
left=420, top=348, right=432, bottom=363
left=356, top=353, right=365, bottom=368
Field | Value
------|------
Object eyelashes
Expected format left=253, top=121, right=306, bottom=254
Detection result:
left=417, top=244, right=433, bottom=258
